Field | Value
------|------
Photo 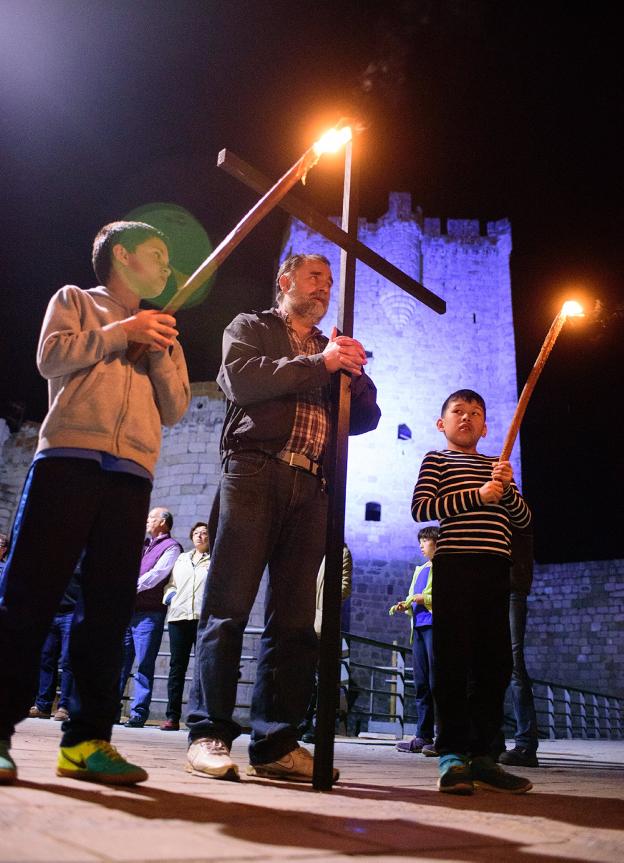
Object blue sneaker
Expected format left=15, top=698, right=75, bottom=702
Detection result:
left=438, top=753, right=473, bottom=795
left=0, top=740, right=17, bottom=784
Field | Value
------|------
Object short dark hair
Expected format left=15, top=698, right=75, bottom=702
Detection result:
left=275, top=253, right=331, bottom=301
left=418, top=526, right=439, bottom=543
left=92, top=221, right=167, bottom=285
left=189, top=521, right=209, bottom=541
left=441, top=389, right=486, bottom=419
left=161, top=510, right=174, bottom=530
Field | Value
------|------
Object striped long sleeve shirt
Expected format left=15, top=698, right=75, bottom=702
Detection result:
left=412, top=450, right=531, bottom=558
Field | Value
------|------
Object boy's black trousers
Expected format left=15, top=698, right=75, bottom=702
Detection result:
left=432, top=553, right=512, bottom=757
left=0, top=457, right=151, bottom=745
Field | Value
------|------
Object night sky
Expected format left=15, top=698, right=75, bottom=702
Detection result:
left=1, top=0, right=622, bottom=563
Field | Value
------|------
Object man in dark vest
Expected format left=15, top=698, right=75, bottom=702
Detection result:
left=119, top=507, right=181, bottom=727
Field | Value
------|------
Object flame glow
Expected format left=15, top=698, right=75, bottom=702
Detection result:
left=561, top=300, right=584, bottom=317
left=312, top=125, right=353, bottom=156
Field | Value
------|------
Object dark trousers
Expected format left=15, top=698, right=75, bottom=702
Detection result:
left=432, top=554, right=512, bottom=757
left=509, top=591, right=539, bottom=751
left=166, top=619, right=198, bottom=721
left=35, top=610, right=74, bottom=712
left=0, top=458, right=151, bottom=745
left=412, top=624, right=434, bottom=740
left=187, top=452, right=327, bottom=765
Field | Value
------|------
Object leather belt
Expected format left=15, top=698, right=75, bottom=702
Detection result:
left=275, top=449, right=321, bottom=477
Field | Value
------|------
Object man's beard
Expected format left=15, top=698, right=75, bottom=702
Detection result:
left=284, top=283, right=328, bottom=324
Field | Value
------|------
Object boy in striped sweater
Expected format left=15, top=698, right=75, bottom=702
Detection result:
left=412, top=390, right=533, bottom=795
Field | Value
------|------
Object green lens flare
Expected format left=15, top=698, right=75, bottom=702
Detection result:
left=125, top=203, right=214, bottom=310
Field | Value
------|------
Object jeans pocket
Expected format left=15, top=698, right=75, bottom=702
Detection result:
left=224, top=453, right=270, bottom=478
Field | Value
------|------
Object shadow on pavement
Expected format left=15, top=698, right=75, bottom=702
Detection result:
left=14, top=779, right=613, bottom=862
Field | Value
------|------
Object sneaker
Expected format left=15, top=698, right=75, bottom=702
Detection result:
left=185, top=737, right=239, bottom=780
left=0, top=741, right=17, bottom=785
left=53, top=707, right=69, bottom=722
left=247, top=745, right=339, bottom=783
left=471, top=755, right=533, bottom=793
left=29, top=705, right=51, bottom=719
left=438, top=753, right=473, bottom=795
left=57, top=740, right=148, bottom=785
left=396, top=736, right=431, bottom=753
left=421, top=742, right=439, bottom=757
left=301, top=729, right=316, bottom=744
left=498, top=746, right=539, bottom=768
left=159, top=719, right=180, bottom=731
left=123, top=716, right=145, bottom=728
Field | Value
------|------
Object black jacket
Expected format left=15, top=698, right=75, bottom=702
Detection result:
left=217, top=309, right=381, bottom=460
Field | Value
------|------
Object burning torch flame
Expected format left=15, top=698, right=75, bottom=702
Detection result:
left=499, top=297, right=585, bottom=461
left=313, top=125, right=353, bottom=156
left=561, top=300, right=584, bottom=318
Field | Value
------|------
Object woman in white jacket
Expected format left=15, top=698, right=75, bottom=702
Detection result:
left=159, top=522, right=210, bottom=730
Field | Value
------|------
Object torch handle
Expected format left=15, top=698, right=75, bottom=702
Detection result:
left=500, top=312, right=567, bottom=461
left=126, top=145, right=321, bottom=364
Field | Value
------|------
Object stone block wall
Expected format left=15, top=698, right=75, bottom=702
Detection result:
left=525, top=558, right=624, bottom=697
left=0, top=420, right=39, bottom=532
left=151, top=381, right=224, bottom=540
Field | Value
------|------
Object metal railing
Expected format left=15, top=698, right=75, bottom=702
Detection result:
left=531, top=680, right=623, bottom=740
left=122, top=626, right=622, bottom=740
left=340, top=632, right=623, bottom=741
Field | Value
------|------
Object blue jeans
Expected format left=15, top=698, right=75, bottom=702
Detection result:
left=36, top=610, right=74, bottom=712
left=509, top=591, right=539, bottom=752
left=119, top=610, right=166, bottom=721
left=186, top=452, right=327, bottom=765
left=412, top=625, right=434, bottom=740
left=0, top=458, right=151, bottom=745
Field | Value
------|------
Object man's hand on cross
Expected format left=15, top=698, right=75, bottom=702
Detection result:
left=322, top=327, right=367, bottom=375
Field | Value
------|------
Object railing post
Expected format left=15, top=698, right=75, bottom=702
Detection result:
left=395, top=644, right=405, bottom=740
left=579, top=691, right=587, bottom=739
left=546, top=685, right=556, bottom=739
left=338, top=636, right=350, bottom=736
left=614, top=698, right=622, bottom=739
left=590, top=694, right=600, bottom=738
left=389, top=641, right=397, bottom=734
left=563, top=688, right=573, bottom=739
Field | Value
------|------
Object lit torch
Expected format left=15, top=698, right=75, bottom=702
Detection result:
left=127, top=121, right=354, bottom=362
left=500, top=300, right=584, bottom=461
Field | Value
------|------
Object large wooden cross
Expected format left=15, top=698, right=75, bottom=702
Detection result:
left=218, top=133, right=446, bottom=790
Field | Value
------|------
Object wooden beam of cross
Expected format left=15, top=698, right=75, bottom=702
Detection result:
left=218, top=149, right=446, bottom=316
left=219, top=138, right=446, bottom=790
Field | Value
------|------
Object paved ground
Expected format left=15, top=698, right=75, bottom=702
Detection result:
left=1, top=720, right=623, bottom=863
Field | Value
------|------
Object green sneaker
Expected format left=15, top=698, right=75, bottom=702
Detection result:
left=438, top=753, right=473, bottom=795
left=0, top=740, right=17, bottom=784
left=57, top=739, right=148, bottom=785
left=470, top=755, right=532, bottom=794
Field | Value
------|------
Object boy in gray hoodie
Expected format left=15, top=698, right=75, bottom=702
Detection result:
left=0, top=221, right=190, bottom=786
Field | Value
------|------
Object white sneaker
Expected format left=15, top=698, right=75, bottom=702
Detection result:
left=246, top=745, right=339, bottom=783
left=185, top=738, right=239, bottom=781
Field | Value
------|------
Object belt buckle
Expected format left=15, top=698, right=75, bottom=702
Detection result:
left=282, top=450, right=318, bottom=476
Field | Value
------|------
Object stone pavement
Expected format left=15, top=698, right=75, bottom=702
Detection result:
left=1, top=720, right=623, bottom=863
